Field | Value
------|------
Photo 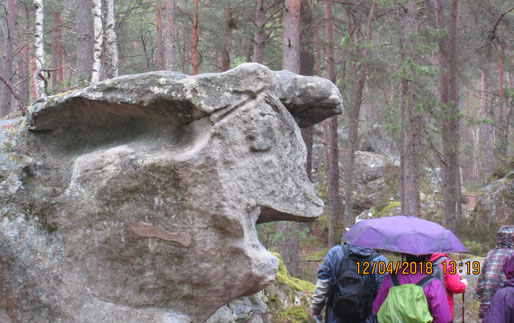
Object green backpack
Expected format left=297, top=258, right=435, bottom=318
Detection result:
left=377, top=273, right=435, bottom=323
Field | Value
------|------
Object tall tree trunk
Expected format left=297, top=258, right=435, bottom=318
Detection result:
left=221, top=8, right=233, bottom=71
left=277, top=0, right=301, bottom=276
left=191, top=0, right=199, bottom=74
left=34, top=0, right=46, bottom=99
left=104, top=0, right=119, bottom=78
left=450, top=0, right=462, bottom=222
left=343, top=2, right=377, bottom=227
left=51, top=12, right=64, bottom=92
left=450, top=0, right=461, bottom=223
left=400, top=0, right=421, bottom=217
left=507, top=71, right=513, bottom=157
left=399, top=37, right=407, bottom=214
left=30, top=47, right=37, bottom=99
left=182, top=13, right=189, bottom=73
left=324, top=0, right=340, bottom=248
left=282, top=0, right=300, bottom=71
left=464, top=81, right=471, bottom=180
left=156, top=1, right=164, bottom=70
left=253, top=0, right=266, bottom=64
left=497, top=43, right=506, bottom=156
left=18, top=4, right=30, bottom=106
left=300, top=0, right=314, bottom=180
left=1, top=0, right=18, bottom=116
left=306, top=0, right=321, bottom=76
left=91, top=0, right=104, bottom=83
left=479, top=66, right=493, bottom=180
left=76, top=0, right=94, bottom=82
left=434, top=0, right=458, bottom=230
left=165, top=0, right=176, bottom=70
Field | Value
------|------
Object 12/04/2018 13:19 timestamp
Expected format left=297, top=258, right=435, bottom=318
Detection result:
left=356, top=260, right=481, bottom=275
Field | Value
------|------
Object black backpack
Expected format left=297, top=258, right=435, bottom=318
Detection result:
left=328, top=244, right=379, bottom=322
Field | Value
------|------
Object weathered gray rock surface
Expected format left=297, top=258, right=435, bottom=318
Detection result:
left=0, top=63, right=342, bottom=322
left=474, top=171, right=514, bottom=225
left=340, top=151, right=399, bottom=213
left=207, top=252, right=315, bottom=323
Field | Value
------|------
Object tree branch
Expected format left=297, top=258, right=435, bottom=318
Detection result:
left=0, top=74, right=27, bottom=115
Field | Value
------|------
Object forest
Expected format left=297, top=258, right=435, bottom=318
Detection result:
left=0, top=0, right=513, bottom=321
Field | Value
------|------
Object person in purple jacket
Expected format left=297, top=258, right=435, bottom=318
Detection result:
left=372, top=254, right=453, bottom=323
left=483, top=254, right=514, bottom=323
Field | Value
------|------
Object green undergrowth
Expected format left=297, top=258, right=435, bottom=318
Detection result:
left=272, top=305, right=314, bottom=323
left=370, top=200, right=401, bottom=217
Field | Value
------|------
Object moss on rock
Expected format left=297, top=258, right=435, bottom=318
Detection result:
left=264, top=252, right=316, bottom=323
left=272, top=252, right=315, bottom=293
left=273, top=305, right=314, bottom=323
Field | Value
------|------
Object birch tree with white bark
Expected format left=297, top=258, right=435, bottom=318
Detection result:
left=91, top=0, right=104, bottom=83
left=34, top=0, right=46, bottom=98
left=104, top=0, right=119, bottom=78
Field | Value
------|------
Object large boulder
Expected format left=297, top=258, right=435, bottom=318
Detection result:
left=0, top=63, right=342, bottom=322
left=474, top=171, right=514, bottom=225
left=207, top=253, right=315, bottom=323
left=352, top=151, right=394, bottom=184
left=340, top=151, right=400, bottom=213
left=359, top=124, right=399, bottom=159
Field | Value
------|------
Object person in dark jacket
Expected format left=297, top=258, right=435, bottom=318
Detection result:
left=483, top=254, right=514, bottom=323
left=475, top=225, right=514, bottom=319
left=310, top=243, right=388, bottom=323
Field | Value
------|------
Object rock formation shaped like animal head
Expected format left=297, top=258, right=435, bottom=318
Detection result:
left=0, top=63, right=342, bottom=322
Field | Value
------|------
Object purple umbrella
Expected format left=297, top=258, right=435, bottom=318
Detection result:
left=344, top=215, right=467, bottom=255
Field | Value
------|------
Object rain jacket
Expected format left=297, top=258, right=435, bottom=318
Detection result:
left=474, top=225, right=514, bottom=319
left=310, top=243, right=388, bottom=323
left=429, top=252, right=466, bottom=318
left=372, top=263, right=453, bottom=323
left=483, top=254, right=514, bottom=323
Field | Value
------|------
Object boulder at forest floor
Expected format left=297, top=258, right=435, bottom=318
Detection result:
left=0, top=63, right=342, bottom=322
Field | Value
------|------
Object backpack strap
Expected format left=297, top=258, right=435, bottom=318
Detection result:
left=390, top=273, right=400, bottom=286
left=433, top=256, right=448, bottom=266
left=416, top=275, right=436, bottom=288
left=341, top=244, right=350, bottom=259
left=331, top=244, right=350, bottom=285
left=338, top=244, right=350, bottom=273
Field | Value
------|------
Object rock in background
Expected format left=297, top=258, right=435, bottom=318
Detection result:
left=473, top=171, right=514, bottom=226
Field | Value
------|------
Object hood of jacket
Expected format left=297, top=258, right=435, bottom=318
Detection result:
left=496, top=225, right=514, bottom=249
left=346, top=243, right=376, bottom=257
left=429, top=252, right=449, bottom=262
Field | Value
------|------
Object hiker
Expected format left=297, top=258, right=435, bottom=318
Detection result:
left=310, top=242, right=388, bottom=323
left=474, top=225, right=514, bottom=319
left=429, top=252, right=467, bottom=319
left=483, top=254, right=514, bottom=323
left=373, top=254, right=452, bottom=323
